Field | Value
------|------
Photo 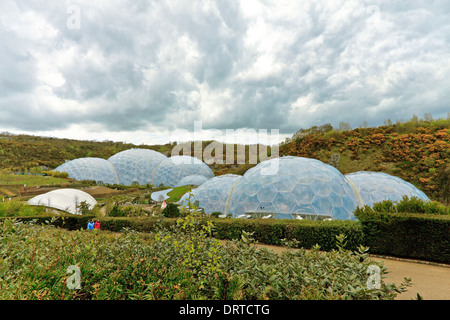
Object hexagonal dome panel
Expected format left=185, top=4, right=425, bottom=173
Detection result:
left=226, top=156, right=360, bottom=220
left=54, top=157, right=119, bottom=185
left=108, top=148, right=167, bottom=185
left=152, top=156, right=215, bottom=187
left=179, top=174, right=242, bottom=214
left=345, top=171, right=430, bottom=206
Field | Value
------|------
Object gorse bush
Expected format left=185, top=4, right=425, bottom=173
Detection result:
left=0, top=213, right=411, bottom=300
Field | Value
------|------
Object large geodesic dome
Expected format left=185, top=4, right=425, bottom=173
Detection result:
left=226, top=156, right=360, bottom=220
left=152, top=156, right=215, bottom=188
left=345, top=171, right=430, bottom=206
left=28, top=189, right=97, bottom=215
left=179, top=174, right=242, bottom=214
left=176, top=174, right=210, bottom=187
left=54, top=158, right=119, bottom=185
left=108, top=148, right=167, bottom=186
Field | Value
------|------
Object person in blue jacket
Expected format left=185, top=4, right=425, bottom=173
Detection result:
left=87, top=219, right=95, bottom=230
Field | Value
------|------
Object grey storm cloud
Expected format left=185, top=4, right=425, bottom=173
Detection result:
left=0, top=0, right=449, bottom=140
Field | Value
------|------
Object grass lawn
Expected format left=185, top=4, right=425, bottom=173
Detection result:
left=166, top=185, right=195, bottom=203
left=0, top=174, right=69, bottom=186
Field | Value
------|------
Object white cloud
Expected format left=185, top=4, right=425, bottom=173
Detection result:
left=0, top=0, right=449, bottom=144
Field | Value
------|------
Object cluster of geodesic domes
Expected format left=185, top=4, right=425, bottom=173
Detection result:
left=55, top=150, right=430, bottom=221
left=54, top=148, right=214, bottom=188
left=179, top=156, right=430, bottom=221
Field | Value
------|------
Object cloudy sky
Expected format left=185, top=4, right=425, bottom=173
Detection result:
left=0, top=0, right=449, bottom=145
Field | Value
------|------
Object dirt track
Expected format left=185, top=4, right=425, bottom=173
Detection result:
left=253, top=243, right=450, bottom=300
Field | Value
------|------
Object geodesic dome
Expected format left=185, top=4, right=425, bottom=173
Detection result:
left=179, top=174, right=242, bottom=214
left=176, top=174, right=210, bottom=187
left=345, top=171, right=430, bottom=206
left=28, top=189, right=97, bottom=215
left=54, top=158, right=119, bottom=185
left=152, top=156, right=215, bottom=187
left=226, top=156, right=360, bottom=220
left=108, top=148, right=167, bottom=186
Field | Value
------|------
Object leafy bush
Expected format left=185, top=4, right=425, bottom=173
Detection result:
left=0, top=216, right=411, bottom=300
left=0, top=200, right=45, bottom=217
left=76, top=201, right=93, bottom=215
left=355, top=208, right=450, bottom=264
left=212, top=218, right=364, bottom=251
left=359, top=196, right=449, bottom=215
left=162, top=203, right=180, bottom=218
left=107, top=205, right=127, bottom=217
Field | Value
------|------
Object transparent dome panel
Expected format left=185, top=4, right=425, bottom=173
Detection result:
left=152, top=156, right=214, bottom=187
left=345, top=171, right=430, bottom=207
left=108, top=148, right=167, bottom=186
left=179, top=174, right=242, bottom=215
left=54, top=158, right=119, bottom=185
left=226, top=156, right=359, bottom=220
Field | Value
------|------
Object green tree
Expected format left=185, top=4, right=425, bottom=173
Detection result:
left=162, top=203, right=180, bottom=218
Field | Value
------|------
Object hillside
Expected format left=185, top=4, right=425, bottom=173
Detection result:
left=0, top=133, right=172, bottom=172
left=0, top=115, right=448, bottom=204
left=0, top=133, right=267, bottom=176
left=279, top=117, right=450, bottom=204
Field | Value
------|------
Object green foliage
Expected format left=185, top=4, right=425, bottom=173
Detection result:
left=355, top=203, right=450, bottom=263
left=7, top=196, right=449, bottom=264
left=53, top=171, right=69, bottom=179
left=355, top=196, right=449, bottom=216
left=166, top=186, right=194, bottom=203
left=210, top=212, right=222, bottom=218
left=162, top=203, right=180, bottom=218
left=0, top=200, right=46, bottom=217
left=212, top=217, right=364, bottom=251
left=0, top=132, right=170, bottom=171
left=76, top=201, right=93, bottom=215
left=107, top=205, right=127, bottom=217
left=0, top=217, right=410, bottom=300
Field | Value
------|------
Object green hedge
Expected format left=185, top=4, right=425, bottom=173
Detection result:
left=211, top=218, right=364, bottom=251
left=3, top=211, right=449, bottom=263
left=356, top=211, right=450, bottom=264
left=0, top=215, right=96, bottom=230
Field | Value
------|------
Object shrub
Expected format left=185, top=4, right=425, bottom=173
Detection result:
left=107, top=205, right=127, bottom=217
left=355, top=208, right=450, bottom=264
left=76, top=201, right=93, bottom=215
left=362, top=196, right=449, bottom=215
left=0, top=216, right=411, bottom=300
left=0, top=200, right=45, bottom=217
left=210, top=212, right=222, bottom=218
left=212, top=218, right=364, bottom=251
left=162, top=203, right=180, bottom=218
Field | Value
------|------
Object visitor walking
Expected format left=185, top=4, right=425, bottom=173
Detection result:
left=87, top=219, right=95, bottom=230
left=94, top=220, right=101, bottom=230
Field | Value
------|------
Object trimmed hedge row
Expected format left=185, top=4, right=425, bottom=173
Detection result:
left=356, top=211, right=450, bottom=264
left=211, top=218, right=364, bottom=251
left=0, top=215, right=172, bottom=233
left=3, top=212, right=449, bottom=263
